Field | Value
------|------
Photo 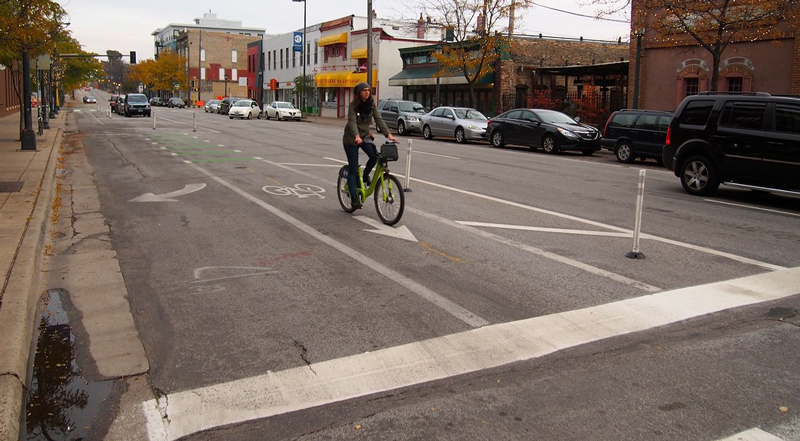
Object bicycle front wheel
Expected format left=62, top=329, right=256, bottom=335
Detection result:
left=374, top=173, right=404, bottom=225
left=337, top=166, right=356, bottom=212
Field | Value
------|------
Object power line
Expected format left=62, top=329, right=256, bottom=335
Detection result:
left=532, top=1, right=630, bottom=23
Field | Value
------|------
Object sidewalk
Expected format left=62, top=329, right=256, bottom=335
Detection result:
left=0, top=108, right=65, bottom=440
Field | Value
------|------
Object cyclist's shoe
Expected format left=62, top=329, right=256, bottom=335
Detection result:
left=352, top=202, right=363, bottom=209
left=362, top=174, right=371, bottom=187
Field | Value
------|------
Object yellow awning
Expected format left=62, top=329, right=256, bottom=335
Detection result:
left=315, top=70, right=377, bottom=88
left=351, top=47, right=368, bottom=59
left=317, top=32, right=348, bottom=46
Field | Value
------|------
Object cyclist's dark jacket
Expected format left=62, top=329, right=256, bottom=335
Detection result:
left=343, top=99, right=391, bottom=145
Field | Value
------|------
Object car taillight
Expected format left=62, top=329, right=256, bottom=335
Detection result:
left=487, top=119, right=493, bottom=126
left=665, top=126, right=671, bottom=146
left=602, top=115, right=612, bottom=136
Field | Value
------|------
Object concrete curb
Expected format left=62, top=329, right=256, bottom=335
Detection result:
left=0, top=115, right=64, bottom=441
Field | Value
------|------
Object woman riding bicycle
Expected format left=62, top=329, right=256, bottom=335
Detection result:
left=343, top=82, right=397, bottom=209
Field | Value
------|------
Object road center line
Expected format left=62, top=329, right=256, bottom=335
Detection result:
left=188, top=163, right=487, bottom=329
left=142, top=267, right=800, bottom=441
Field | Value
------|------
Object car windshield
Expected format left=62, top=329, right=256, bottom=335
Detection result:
left=454, top=108, right=487, bottom=120
left=535, top=110, right=577, bottom=124
left=128, top=95, right=147, bottom=103
left=399, top=102, right=425, bottom=113
left=276, top=102, right=294, bottom=109
left=233, top=100, right=253, bottom=107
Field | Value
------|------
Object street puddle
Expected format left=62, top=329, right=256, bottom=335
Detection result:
left=25, top=289, right=115, bottom=440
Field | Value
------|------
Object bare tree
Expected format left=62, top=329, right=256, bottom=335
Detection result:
left=588, top=0, right=799, bottom=91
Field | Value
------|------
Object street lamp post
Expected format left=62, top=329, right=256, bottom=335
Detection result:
left=224, top=74, right=229, bottom=97
left=367, top=0, right=373, bottom=87
left=293, top=0, right=306, bottom=116
left=632, top=28, right=644, bottom=109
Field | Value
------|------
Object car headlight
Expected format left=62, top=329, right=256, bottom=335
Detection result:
left=557, top=127, right=578, bottom=138
left=406, top=116, right=419, bottom=122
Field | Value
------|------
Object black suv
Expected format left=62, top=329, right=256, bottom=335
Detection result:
left=123, top=93, right=151, bottom=117
left=663, top=92, right=800, bottom=196
left=377, top=99, right=426, bottom=135
left=601, top=109, right=672, bottom=164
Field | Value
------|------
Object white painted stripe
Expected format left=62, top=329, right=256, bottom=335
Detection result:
left=404, top=176, right=785, bottom=272
left=415, top=150, right=461, bottom=160
left=714, top=428, right=785, bottom=441
left=705, top=199, right=800, bottom=218
left=278, top=163, right=342, bottom=168
left=189, top=164, right=487, bottom=328
left=155, top=117, right=221, bottom=133
left=457, top=221, right=631, bottom=237
left=142, top=267, right=800, bottom=441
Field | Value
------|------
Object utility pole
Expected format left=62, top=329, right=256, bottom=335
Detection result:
left=198, top=30, right=202, bottom=104
left=367, top=0, right=373, bottom=87
left=20, top=0, right=36, bottom=150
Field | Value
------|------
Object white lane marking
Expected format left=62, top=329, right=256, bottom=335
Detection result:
left=714, top=428, right=785, bottom=441
left=421, top=210, right=661, bottom=292
left=458, top=221, right=631, bottom=237
left=155, top=116, right=221, bottom=133
left=278, top=163, right=342, bottom=167
left=128, top=183, right=207, bottom=203
left=188, top=163, right=486, bottom=328
left=705, top=199, right=800, bottom=218
left=404, top=175, right=785, bottom=272
left=84, top=109, right=106, bottom=126
left=354, top=216, right=418, bottom=242
left=142, top=267, right=800, bottom=441
left=289, top=130, right=313, bottom=136
left=415, top=150, right=461, bottom=160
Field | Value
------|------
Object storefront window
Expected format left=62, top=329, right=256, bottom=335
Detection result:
left=322, top=88, right=337, bottom=108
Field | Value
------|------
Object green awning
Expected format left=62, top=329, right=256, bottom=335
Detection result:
left=389, top=67, right=494, bottom=86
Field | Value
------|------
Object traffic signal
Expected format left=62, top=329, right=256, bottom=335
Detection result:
left=191, top=80, right=195, bottom=88
left=130, top=51, right=136, bottom=64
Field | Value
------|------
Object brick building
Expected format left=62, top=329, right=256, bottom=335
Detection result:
left=153, top=12, right=265, bottom=105
left=0, top=66, right=21, bottom=118
left=629, top=0, right=799, bottom=111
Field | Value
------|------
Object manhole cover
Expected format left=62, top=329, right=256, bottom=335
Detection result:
left=0, top=181, right=23, bottom=193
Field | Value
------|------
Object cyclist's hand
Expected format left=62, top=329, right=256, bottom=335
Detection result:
left=387, top=134, right=398, bottom=143
left=355, top=135, right=362, bottom=145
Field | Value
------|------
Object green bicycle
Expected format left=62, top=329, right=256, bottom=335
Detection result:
left=337, top=141, right=405, bottom=226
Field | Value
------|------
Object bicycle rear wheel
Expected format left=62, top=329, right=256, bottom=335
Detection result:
left=337, top=166, right=356, bottom=212
left=374, top=173, right=404, bottom=225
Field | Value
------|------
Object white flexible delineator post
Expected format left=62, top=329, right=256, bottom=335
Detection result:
left=627, top=169, right=646, bottom=259
left=404, top=139, right=413, bottom=192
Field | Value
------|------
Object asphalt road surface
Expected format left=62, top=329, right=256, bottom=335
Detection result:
left=49, top=92, right=800, bottom=441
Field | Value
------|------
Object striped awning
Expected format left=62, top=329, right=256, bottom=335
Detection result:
left=317, top=32, right=348, bottom=46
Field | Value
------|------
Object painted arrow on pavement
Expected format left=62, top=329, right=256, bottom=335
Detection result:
left=128, top=183, right=207, bottom=202
left=354, top=216, right=417, bottom=242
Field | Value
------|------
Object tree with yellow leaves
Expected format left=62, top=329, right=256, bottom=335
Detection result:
left=420, top=0, right=532, bottom=108
left=127, top=50, right=187, bottom=96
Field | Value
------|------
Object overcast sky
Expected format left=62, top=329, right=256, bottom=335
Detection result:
left=57, top=0, right=630, bottom=62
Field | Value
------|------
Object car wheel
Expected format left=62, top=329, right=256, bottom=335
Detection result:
left=423, top=125, right=433, bottom=139
left=542, top=134, right=557, bottom=153
left=397, top=120, right=406, bottom=136
left=490, top=130, right=505, bottom=148
left=614, top=141, right=635, bottom=163
left=229, top=116, right=233, bottom=119
left=455, top=127, right=467, bottom=144
left=680, top=155, right=720, bottom=196
left=246, top=112, right=251, bottom=120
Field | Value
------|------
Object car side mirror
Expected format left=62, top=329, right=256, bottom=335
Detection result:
left=448, top=115, right=455, bottom=120
left=574, top=116, right=581, bottom=123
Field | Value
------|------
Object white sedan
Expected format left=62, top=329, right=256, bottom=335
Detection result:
left=228, top=99, right=262, bottom=119
left=264, top=101, right=301, bottom=121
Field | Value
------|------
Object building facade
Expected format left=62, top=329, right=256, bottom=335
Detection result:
left=629, top=0, right=799, bottom=111
left=0, top=66, right=21, bottom=118
left=153, top=12, right=266, bottom=105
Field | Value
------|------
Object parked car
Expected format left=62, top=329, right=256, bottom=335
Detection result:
left=82, top=95, right=97, bottom=104
left=377, top=99, right=426, bottom=135
left=601, top=109, right=673, bottom=164
left=663, top=92, right=800, bottom=197
left=122, top=93, right=151, bottom=117
left=486, top=108, right=601, bottom=155
left=167, top=97, right=186, bottom=108
left=228, top=99, right=262, bottom=119
left=114, top=94, right=126, bottom=114
left=218, top=97, right=245, bottom=115
left=420, top=106, right=488, bottom=143
left=204, top=99, right=221, bottom=113
left=149, top=97, right=164, bottom=107
left=109, top=95, right=120, bottom=110
left=264, top=101, right=301, bottom=120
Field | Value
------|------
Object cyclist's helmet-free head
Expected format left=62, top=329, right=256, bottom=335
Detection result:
left=354, top=82, right=371, bottom=96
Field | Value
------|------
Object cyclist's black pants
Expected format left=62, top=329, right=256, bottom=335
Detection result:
left=344, top=141, right=378, bottom=199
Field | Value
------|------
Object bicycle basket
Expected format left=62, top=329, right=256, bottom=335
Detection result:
left=380, top=142, right=399, bottom=161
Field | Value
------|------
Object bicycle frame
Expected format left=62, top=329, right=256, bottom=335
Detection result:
left=354, top=159, right=391, bottom=202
